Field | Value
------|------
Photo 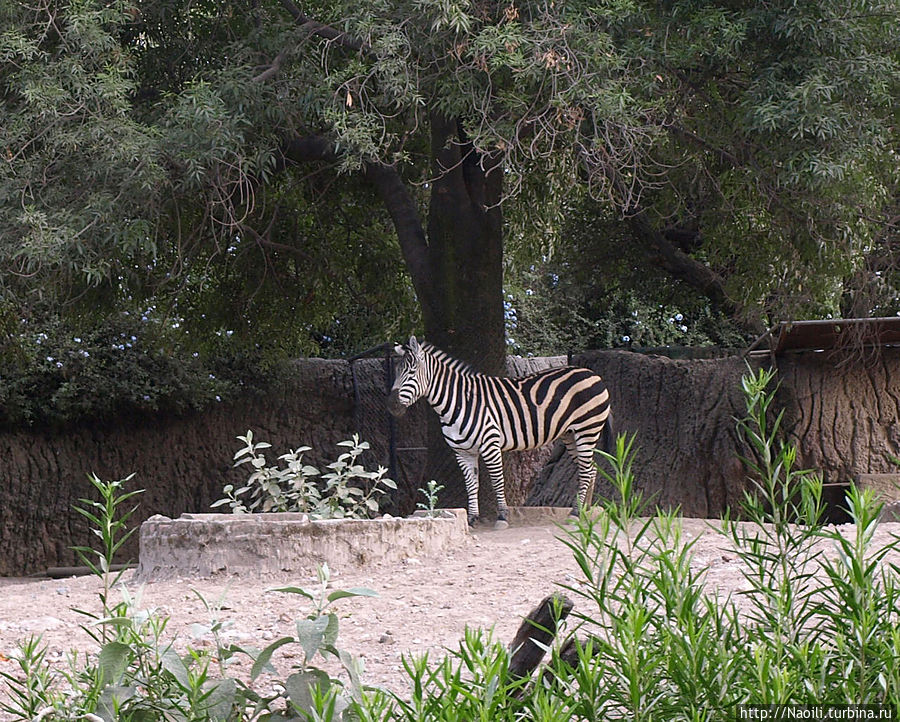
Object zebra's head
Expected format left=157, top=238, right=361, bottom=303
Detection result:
left=387, top=336, right=430, bottom=417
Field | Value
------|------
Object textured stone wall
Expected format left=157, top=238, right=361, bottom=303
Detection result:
left=4, top=349, right=900, bottom=575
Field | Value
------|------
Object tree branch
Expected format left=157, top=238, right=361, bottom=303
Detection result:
left=279, top=134, right=434, bottom=320
left=252, top=49, right=288, bottom=83
left=276, top=0, right=364, bottom=52
left=252, top=2, right=369, bottom=84
left=628, top=213, right=765, bottom=335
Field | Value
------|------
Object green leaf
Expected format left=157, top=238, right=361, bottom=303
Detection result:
left=269, top=585, right=315, bottom=600
left=201, top=678, right=237, bottom=721
left=323, top=612, right=339, bottom=648
left=98, top=641, right=131, bottom=685
left=251, top=636, right=295, bottom=680
left=285, top=669, right=332, bottom=715
left=326, top=587, right=378, bottom=603
left=296, top=616, right=331, bottom=660
left=160, top=647, right=191, bottom=689
left=97, top=685, right=137, bottom=721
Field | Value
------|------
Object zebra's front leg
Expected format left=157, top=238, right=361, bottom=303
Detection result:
left=453, top=450, right=481, bottom=526
left=481, top=444, right=510, bottom=530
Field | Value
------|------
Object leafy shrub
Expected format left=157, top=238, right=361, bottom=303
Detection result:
left=213, top=432, right=397, bottom=518
left=0, top=308, right=286, bottom=430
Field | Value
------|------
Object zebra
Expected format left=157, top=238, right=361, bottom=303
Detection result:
left=386, top=336, right=612, bottom=526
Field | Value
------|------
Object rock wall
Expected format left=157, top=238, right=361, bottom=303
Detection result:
left=526, top=351, right=748, bottom=515
left=3, top=349, right=900, bottom=575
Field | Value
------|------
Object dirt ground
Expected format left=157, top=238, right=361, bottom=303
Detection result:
left=2, top=518, right=900, bottom=715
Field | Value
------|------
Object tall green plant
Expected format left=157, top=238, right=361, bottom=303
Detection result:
left=726, top=364, right=826, bottom=657
left=819, top=485, right=900, bottom=702
left=558, top=434, right=741, bottom=720
left=70, top=473, right=143, bottom=644
left=554, top=367, right=900, bottom=716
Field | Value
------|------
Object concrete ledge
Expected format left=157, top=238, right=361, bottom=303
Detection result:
left=504, top=506, right=574, bottom=525
left=134, top=509, right=470, bottom=581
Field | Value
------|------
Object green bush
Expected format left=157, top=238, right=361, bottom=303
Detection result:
left=0, top=309, right=285, bottom=429
left=213, top=432, right=397, bottom=518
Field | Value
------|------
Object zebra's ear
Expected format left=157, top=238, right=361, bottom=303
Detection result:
left=408, top=335, right=420, bottom=352
left=393, top=343, right=404, bottom=355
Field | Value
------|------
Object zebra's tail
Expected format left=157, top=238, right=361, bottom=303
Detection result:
left=599, top=409, right=614, bottom=457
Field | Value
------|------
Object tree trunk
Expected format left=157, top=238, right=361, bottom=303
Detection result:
left=283, top=120, right=509, bottom=519
left=420, top=114, right=507, bottom=518
left=423, top=114, right=505, bottom=372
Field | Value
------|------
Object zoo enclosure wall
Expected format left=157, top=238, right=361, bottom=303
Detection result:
left=2, top=347, right=898, bottom=576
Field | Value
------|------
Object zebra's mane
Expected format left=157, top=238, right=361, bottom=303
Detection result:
left=418, top=342, right=479, bottom=376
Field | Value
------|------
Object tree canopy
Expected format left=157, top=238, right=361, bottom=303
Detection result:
left=1, top=0, right=898, bottom=371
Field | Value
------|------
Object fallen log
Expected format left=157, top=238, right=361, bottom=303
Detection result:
left=37, top=564, right=136, bottom=579
left=507, top=592, right=574, bottom=681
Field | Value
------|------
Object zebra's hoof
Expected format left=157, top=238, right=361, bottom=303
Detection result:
left=493, top=519, right=509, bottom=531
left=468, top=515, right=480, bottom=527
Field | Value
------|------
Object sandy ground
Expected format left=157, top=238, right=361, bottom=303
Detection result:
left=2, top=518, right=899, bottom=716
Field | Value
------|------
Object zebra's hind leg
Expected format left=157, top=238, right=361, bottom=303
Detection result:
left=564, top=432, right=599, bottom=517
left=454, top=449, right=481, bottom=526
left=481, top=444, right=509, bottom=530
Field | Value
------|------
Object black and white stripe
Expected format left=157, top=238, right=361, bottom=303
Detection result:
left=387, top=336, right=612, bottom=525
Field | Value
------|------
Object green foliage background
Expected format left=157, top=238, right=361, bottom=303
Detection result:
left=1, top=0, right=898, bottom=424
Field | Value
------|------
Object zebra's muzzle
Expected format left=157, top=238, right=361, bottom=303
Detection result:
left=386, top=390, right=408, bottom=417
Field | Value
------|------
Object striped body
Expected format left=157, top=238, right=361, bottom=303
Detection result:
left=387, top=337, right=611, bottom=524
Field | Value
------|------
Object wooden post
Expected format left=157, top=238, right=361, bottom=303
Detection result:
left=507, top=592, right=574, bottom=681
